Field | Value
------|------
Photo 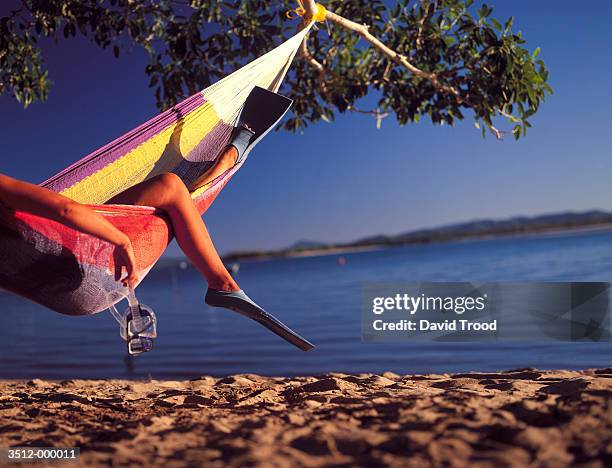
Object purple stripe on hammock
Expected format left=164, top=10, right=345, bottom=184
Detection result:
left=40, top=92, right=207, bottom=194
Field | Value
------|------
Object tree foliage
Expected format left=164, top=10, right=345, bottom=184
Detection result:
left=0, top=0, right=551, bottom=139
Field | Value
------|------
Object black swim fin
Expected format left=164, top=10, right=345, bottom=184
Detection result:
left=205, top=289, right=315, bottom=351
left=232, top=86, right=293, bottom=162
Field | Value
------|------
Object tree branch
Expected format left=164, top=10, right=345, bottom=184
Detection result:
left=296, top=22, right=326, bottom=94
left=325, top=10, right=462, bottom=101
left=489, top=125, right=504, bottom=139
left=298, top=1, right=508, bottom=139
left=302, top=0, right=319, bottom=19
left=296, top=2, right=323, bottom=77
left=298, top=3, right=462, bottom=102
left=297, top=28, right=324, bottom=73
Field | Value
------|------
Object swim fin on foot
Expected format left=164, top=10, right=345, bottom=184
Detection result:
left=227, top=125, right=256, bottom=164
left=205, top=289, right=315, bottom=351
left=226, top=86, right=293, bottom=165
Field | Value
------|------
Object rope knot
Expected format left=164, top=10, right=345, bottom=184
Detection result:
left=286, top=1, right=326, bottom=23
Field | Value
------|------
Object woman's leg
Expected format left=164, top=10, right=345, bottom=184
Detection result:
left=188, top=123, right=253, bottom=191
left=107, top=172, right=239, bottom=292
left=108, top=172, right=315, bottom=351
left=188, top=146, right=238, bottom=191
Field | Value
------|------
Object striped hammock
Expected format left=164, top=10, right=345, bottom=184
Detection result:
left=0, top=23, right=314, bottom=316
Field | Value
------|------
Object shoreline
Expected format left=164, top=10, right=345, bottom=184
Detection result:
left=219, top=222, right=612, bottom=264
left=1, top=368, right=610, bottom=466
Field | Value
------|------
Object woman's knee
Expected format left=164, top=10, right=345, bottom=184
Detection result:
left=155, top=173, right=187, bottom=192
left=151, top=173, right=189, bottom=203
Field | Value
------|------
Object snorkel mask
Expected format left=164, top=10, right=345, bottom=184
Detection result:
left=109, top=287, right=157, bottom=356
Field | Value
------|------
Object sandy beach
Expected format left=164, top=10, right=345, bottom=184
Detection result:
left=1, top=368, right=611, bottom=467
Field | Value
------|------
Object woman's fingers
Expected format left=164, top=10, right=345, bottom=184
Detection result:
left=114, top=262, right=122, bottom=282
left=126, top=270, right=139, bottom=288
left=123, top=251, right=139, bottom=288
left=114, top=243, right=139, bottom=287
left=125, top=246, right=138, bottom=287
left=120, top=265, right=138, bottom=288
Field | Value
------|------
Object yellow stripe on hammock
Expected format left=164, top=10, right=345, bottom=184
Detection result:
left=60, top=101, right=222, bottom=204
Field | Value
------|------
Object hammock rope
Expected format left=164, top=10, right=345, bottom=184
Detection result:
left=0, top=22, right=315, bottom=316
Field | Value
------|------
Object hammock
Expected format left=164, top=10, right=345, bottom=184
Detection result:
left=0, top=23, right=314, bottom=316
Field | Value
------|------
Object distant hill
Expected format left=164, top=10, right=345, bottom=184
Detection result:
left=352, top=210, right=612, bottom=247
left=287, top=240, right=328, bottom=250
left=222, top=210, right=612, bottom=262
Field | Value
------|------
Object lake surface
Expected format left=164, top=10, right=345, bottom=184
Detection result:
left=1, top=229, right=611, bottom=379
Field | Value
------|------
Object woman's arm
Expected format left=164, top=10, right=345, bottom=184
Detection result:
left=0, top=173, right=138, bottom=287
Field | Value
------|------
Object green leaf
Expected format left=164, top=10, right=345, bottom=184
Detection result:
left=532, top=47, right=540, bottom=59
left=504, top=16, right=514, bottom=33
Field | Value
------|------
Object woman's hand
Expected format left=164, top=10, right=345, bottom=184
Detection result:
left=0, top=174, right=140, bottom=288
left=113, top=238, right=139, bottom=288
left=0, top=173, right=141, bottom=288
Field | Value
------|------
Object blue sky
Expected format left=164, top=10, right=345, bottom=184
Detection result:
left=1, top=1, right=611, bottom=255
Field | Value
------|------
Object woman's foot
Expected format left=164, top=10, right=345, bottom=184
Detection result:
left=208, top=277, right=240, bottom=293
left=228, top=122, right=255, bottom=164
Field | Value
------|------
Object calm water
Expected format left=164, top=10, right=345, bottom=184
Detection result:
left=1, top=229, right=611, bottom=379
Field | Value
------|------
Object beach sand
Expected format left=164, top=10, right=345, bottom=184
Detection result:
left=1, top=368, right=611, bottom=467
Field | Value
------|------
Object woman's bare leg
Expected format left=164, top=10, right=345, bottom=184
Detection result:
left=189, top=123, right=253, bottom=191
left=107, top=172, right=239, bottom=292
left=189, top=146, right=238, bottom=191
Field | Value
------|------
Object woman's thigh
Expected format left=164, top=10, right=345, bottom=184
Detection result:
left=106, top=173, right=184, bottom=208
